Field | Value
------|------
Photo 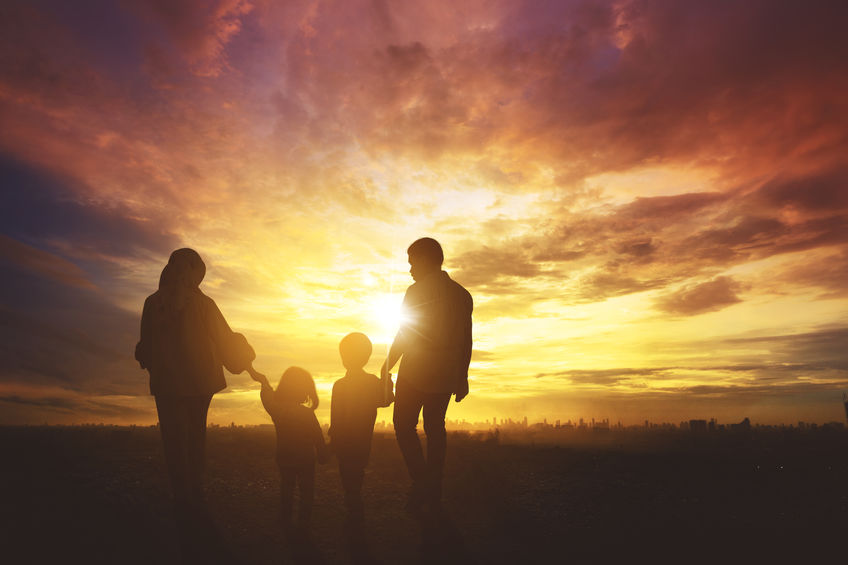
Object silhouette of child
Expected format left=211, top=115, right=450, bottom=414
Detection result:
left=329, top=332, right=394, bottom=525
left=258, top=366, right=328, bottom=536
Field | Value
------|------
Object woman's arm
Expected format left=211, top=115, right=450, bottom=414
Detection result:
left=247, top=365, right=270, bottom=388
left=205, top=297, right=255, bottom=373
left=135, top=296, right=153, bottom=369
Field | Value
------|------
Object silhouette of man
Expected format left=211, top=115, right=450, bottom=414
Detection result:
left=382, top=237, right=473, bottom=515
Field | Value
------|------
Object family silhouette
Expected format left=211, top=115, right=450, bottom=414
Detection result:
left=136, top=238, right=473, bottom=564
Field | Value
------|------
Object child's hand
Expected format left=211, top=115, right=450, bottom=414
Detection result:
left=247, top=366, right=270, bottom=387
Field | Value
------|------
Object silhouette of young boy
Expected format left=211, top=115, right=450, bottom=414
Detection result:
left=329, top=332, right=394, bottom=525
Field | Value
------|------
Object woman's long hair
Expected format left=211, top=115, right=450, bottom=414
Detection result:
left=159, top=248, right=206, bottom=312
left=276, top=366, right=319, bottom=409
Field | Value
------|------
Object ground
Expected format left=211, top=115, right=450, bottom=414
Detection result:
left=3, top=425, right=847, bottom=564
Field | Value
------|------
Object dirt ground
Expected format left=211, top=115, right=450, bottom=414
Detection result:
left=2, top=425, right=848, bottom=564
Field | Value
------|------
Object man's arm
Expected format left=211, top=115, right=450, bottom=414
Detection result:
left=455, top=293, right=473, bottom=403
left=381, top=334, right=405, bottom=377
left=329, top=382, right=340, bottom=439
left=377, top=373, right=394, bottom=407
left=381, top=289, right=411, bottom=377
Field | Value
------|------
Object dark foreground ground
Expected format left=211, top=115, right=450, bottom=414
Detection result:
left=2, top=425, right=848, bottom=564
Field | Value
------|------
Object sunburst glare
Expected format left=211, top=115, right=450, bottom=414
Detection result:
left=370, top=292, right=409, bottom=345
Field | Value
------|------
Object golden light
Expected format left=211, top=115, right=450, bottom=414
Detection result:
left=370, top=292, right=408, bottom=344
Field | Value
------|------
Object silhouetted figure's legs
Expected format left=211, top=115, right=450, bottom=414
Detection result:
left=393, top=380, right=451, bottom=512
left=393, top=383, right=427, bottom=508
left=422, top=394, right=450, bottom=505
left=281, top=463, right=316, bottom=538
left=279, top=466, right=297, bottom=533
left=338, top=457, right=366, bottom=523
left=185, top=396, right=211, bottom=505
left=155, top=394, right=212, bottom=510
left=155, top=394, right=217, bottom=564
left=297, top=463, right=315, bottom=527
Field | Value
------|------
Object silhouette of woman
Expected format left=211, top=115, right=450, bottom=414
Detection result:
left=135, top=248, right=255, bottom=560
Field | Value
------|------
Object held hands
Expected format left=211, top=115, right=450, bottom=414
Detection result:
left=380, top=361, right=395, bottom=406
left=247, top=365, right=270, bottom=388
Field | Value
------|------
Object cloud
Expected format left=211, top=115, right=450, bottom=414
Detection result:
left=770, top=249, right=848, bottom=299
left=1, top=0, right=847, bottom=424
left=450, top=160, right=848, bottom=309
left=655, top=276, right=743, bottom=316
left=451, top=245, right=542, bottom=288
left=0, top=156, right=179, bottom=264
left=250, top=0, right=848, bottom=181
left=723, top=327, right=848, bottom=372
left=0, top=235, right=94, bottom=290
left=0, top=389, right=154, bottom=424
left=755, top=167, right=848, bottom=213
left=0, top=254, right=146, bottom=397
left=536, top=367, right=665, bottom=386
left=130, top=0, right=254, bottom=77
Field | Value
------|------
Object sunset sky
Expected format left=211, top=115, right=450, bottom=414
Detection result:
left=1, top=0, right=847, bottom=426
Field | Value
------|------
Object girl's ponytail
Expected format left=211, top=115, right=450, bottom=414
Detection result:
left=307, top=376, right=319, bottom=410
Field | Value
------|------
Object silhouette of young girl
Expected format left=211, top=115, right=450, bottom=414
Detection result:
left=257, top=366, right=328, bottom=536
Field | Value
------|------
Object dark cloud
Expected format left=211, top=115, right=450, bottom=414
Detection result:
left=537, top=362, right=838, bottom=386
left=724, top=327, right=848, bottom=372
left=771, top=249, right=848, bottom=299
left=0, top=235, right=93, bottom=290
left=655, top=276, right=742, bottom=316
left=675, top=380, right=848, bottom=400
left=259, top=0, right=848, bottom=179
left=0, top=254, right=146, bottom=397
left=756, top=167, right=848, bottom=213
left=451, top=245, right=543, bottom=288
left=0, top=393, right=152, bottom=424
left=0, top=156, right=179, bottom=263
left=453, top=160, right=848, bottom=306
left=127, top=0, right=253, bottom=77
left=536, top=367, right=665, bottom=386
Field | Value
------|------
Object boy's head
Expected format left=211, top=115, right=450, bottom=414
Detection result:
left=339, top=332, right=372, bottom=370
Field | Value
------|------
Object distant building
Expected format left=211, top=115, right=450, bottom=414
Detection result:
left=730, top=417, right=751, bottom=431
left=689, top=419, right=707, bottom=432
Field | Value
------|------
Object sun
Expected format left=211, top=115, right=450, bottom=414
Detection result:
left=370, top=292, right=408, bottom=344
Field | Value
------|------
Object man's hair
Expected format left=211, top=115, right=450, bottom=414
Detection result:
left=339, top=332, right=372, bottom=369
left=407, top=237, right=444, bottom=265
